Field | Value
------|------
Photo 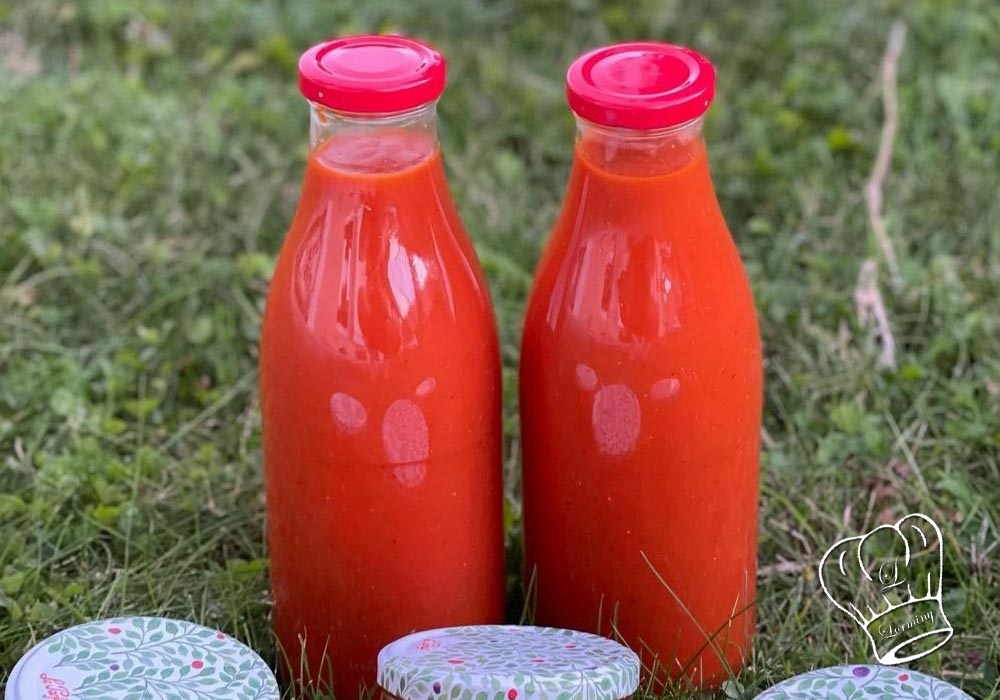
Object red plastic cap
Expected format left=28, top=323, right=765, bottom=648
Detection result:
left=299, top=35, right=446, bottom=113
left=566, top=42, right=716, bottom=130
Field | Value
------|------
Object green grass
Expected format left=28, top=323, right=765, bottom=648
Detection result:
left=2, top=0, right=999, bottom=697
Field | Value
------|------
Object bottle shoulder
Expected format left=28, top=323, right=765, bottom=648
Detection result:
left=523, top=208, right=758, bottom=354
left=262, top=163, right=495, bottom=364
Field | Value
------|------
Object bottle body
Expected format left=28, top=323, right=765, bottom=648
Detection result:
left=521, top=119, right=761, bottom=687
left=260, top=104, right=504, bottom=697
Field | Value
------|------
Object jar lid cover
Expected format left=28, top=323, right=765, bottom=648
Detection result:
left=377, top=625, right=640, bottom=700
left=753, top=665, right=975, bottom=699
left=299, top=34, right=446, bottom=113
left=5, top=616, right=279, bottom=700
left=566, top=42, right=715, bottom=130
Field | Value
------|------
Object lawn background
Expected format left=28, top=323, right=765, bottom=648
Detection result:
left=1, top=0, right=999, bottom=698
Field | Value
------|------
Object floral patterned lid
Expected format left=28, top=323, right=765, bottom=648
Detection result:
left=377, top=625, right=640, bottom=700
left=4, top=616, right=279, bottom=700
left=754, top=665, right=975, bottom=700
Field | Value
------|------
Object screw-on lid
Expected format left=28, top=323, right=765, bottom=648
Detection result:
left=377, top=625, right=640, bottom=700
left=4, top=616, right=279, bottom=700
left=299, top=35, right=446, bottom=113
left=753, top=665, right=975, bottom=699
left=566, top=42, right=716, bottom=130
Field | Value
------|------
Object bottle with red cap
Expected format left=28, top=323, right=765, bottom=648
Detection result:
left=260, top=36, right=504, bottom=697
left=520, top=43, right=762, bottom=688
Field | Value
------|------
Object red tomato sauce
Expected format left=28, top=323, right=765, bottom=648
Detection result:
left=261, top=130, right=504, bottom=697
left=521, top=128, right=762, bottom=687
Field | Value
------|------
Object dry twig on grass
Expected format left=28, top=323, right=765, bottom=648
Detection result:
left=855, top=21, right=907, bottom=371
left=865, top=21, right=907, bottom=289
left=855, top=260, right=897, bottom=369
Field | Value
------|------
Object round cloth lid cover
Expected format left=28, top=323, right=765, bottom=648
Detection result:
left=4, top=616, right=279, bottom=700
left=753, top=665, right=975, bottom=700
left=377, top=625, right=640, bottom=700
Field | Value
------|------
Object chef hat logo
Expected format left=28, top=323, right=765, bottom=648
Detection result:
left=818, top=513, right=953, bottom=665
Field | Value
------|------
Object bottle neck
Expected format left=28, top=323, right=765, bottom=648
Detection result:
left=308, top=102, right=440, bottom=174
left=573, top=116, right=706, bottom=178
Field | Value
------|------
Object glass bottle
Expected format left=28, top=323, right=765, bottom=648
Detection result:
left=521, top=42, right=762, bottom=688
left=260, top=35, right=504, bottom=698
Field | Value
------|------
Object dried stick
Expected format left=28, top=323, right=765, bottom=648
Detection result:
left=854, top=21, right=906, bottom=371
left=855, top=260, right=898, bottom=370
left=865, top=20, right=907, bottom=288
